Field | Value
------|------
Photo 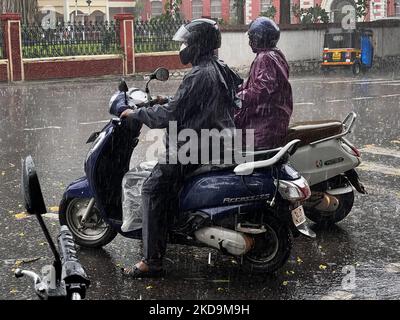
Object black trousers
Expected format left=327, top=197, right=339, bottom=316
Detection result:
left=140, top=162, right=198, bottom=265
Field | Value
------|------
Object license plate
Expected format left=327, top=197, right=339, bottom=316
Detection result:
left=333, top=52, right=341, bottom=60
left=291, top=206, right=306, bottom=227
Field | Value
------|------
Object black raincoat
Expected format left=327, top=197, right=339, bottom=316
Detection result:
left=128, top=54, right=242, bottom=265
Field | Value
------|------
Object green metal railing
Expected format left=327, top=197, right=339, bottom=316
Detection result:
left=134, top=19, right=185, bottom=53
left=20, top=19, right=187, bottom=58
left=21, top=21, right=121, bottom=58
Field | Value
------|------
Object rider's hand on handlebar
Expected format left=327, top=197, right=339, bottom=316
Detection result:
left=150, top=95, right=169, bottom=106
left=120, top=108, right=135, bottom=119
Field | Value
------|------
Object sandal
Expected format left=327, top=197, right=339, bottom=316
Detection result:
left=121, top=263, right=165, bottom=279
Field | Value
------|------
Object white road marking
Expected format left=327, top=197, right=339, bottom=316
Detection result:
left=24, top=126, right=62, bottom=131
left=326, top=99, right=346, bottom=103
left=360, top=145, right=400, bottom=159
left=79, top=120, right=110, bottom=125
left=325, top=79, right=400, bottom=85
left=381, top=94, right=400, bottom=98
left=385, top=263, right=400, bottom=273
left=352, top=96, right=374, bottom=100
left=320, top=291, right=355, bottom=300
left=358, top=161, right=400, bottom=176
left=294, top=102, right=315, bottom=105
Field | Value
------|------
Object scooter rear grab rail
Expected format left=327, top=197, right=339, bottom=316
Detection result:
left=309, top=112, right=357, bottom=146
left=234, top=139, right=301, bottom=176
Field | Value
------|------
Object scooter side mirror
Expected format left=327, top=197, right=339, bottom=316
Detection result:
left=118, top=79, right=129, bottom=93
left=21, top=156, right=47, bottom=216
left=152, top=67, right=169, bottom=82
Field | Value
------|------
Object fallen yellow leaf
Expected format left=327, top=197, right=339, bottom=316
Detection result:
left=1, top=171, right=5, bottom=176
left=18, top=233, right=25, bottom=237
left=217, top=287, right=224, bottom=292
left=15, top=212, right=29, bottom=220
left=15, top=260, right=23, bottom=267
left=49, top=206, right=59, bottom=212
left=9, top=289, right=18, bottom=294
left=146, top=286, right=153, bottom=290
left=319, top=264, right=327, bottom=270
left=282, top=281, right=288, bottom=286
left=296, top=257, right=303, bottom=264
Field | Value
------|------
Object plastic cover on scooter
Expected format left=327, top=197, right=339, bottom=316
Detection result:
left=121, top=169, right=150, bottom=232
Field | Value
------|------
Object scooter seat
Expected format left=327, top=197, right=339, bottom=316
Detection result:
left=286, top=120, right=343, bottom=146
left=186, top=164, right=236, bottom=179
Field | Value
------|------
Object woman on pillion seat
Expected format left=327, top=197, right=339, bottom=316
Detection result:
left=235, top=17, right=293, bottom=150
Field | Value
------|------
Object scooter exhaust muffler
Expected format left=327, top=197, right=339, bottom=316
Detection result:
left=306, top=192, right=339, bottom=212
left=194, top=227, right=254, bottom=256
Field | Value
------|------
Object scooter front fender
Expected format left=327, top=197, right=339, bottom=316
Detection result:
left=63, top=177, right=93, bottom=200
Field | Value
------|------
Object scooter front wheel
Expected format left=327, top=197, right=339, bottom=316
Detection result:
left=59, top=198, right=118, bottom=248
left=241, top=215, right=293, bottom=274
left=304, top=191, right=354, bottom=226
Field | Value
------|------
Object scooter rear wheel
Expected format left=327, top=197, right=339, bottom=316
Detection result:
left=305, top=191, right=354, bottom=226
left=242, top=215, right=293, bottom=274
left=59, top=197, right=118, bottom=248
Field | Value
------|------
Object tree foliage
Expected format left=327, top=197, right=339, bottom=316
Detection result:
left=292, top=4, right=329, bottom=24
left=355, top=0, right=369, bottom=20
left=232, top=0, right=245, bottom=25
left=260, top=6, right=277, bottom=20
left=0, top=0, right=38, bottom=24
left=150, top=0, right=182, bottom=23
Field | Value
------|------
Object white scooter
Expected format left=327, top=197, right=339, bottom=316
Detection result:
left=285, top=112, right=366, bottom=225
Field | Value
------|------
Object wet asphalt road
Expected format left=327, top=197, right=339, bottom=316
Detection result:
left=0, top=72, right=399, bottom=300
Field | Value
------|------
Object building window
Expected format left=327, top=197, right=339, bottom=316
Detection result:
left=211, top=0, right=222, bottom=19
left=192, top=0, right=203, bottom=19
left=396, top=0, right=400, bottom=16
left=151, top=0, right=163, bottom=17
left=260, top=0, right=273, bottom=13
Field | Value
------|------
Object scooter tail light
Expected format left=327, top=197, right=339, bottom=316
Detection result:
left=278, top=178, right=311, bottom=202
left=350, top=145, right=361, bottom=157
left=341, top=140, right=361, bottom=157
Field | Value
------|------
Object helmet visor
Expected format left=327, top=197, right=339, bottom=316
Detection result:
left=172, top=25, right=190, bottom=42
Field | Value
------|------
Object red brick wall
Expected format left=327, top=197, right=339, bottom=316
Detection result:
left=0, top=62, right=8, bottom=81
left=135, top=52, right=186, bottom=72
left=24, top=57, right=123, bottom=81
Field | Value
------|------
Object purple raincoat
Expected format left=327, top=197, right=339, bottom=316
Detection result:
left=235, top=48, right=293, bottom=150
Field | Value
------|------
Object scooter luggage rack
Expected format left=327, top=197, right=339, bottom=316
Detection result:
left=234, top=139, right=300, bottom=175
left=309, top=112, right=357, bottom=146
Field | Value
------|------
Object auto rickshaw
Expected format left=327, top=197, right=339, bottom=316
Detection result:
left=321, top=28, right=374, bottom=75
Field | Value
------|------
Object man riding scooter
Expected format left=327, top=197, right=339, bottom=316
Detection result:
left=120, top=18, right=242, bottom=278
left=235, top=17, right=293, bottom=150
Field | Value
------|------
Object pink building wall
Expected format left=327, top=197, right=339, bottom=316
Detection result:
left=139, top=0, right=396, bottom=23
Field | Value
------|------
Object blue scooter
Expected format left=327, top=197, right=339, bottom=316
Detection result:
left=58, top=68, right=315, bottom=273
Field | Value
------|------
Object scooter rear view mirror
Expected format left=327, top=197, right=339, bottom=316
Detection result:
left=154, top=67, right=169, bottom=82
left=118, top=79, right=129, bottom=93
left=21, top=156, right=47, bottom=216
left=119, top=79, right=129, bottom=105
